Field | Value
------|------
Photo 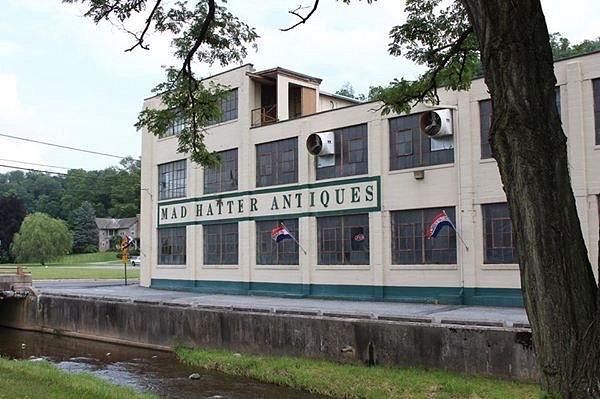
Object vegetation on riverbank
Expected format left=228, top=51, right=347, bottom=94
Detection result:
left=177, top=347, right=539, bottom=399
left=0, top=357, right=155, bottom=399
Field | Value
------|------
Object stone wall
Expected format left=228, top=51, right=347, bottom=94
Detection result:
left=0, top=294, right=538, bottom=381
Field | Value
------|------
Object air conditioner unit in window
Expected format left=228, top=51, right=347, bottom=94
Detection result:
left=419, top=109, right=453, bottom=137
left=306, top=131, right=335, bottom=168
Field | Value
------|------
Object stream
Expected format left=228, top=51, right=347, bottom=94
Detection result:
left=0, top=326, right=321, bottom=399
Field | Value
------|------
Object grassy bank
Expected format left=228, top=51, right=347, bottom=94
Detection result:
left=177, top=347, right=539, bottom=399
left=0, top=357, right=155, bottom=399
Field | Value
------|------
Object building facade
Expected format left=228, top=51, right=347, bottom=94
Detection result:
left=140, top=53, right=600, bottom=307
left=96, top=216, right=140, bottom=251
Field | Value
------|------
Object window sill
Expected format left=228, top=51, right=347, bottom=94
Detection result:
left=254, top=265, right=300, bottom=270
left=479, top=158, right=496, bottom=164
left=206, top=118, right=239, bottom=130
left=156, top=134, right=179, bottom=143
left=314, top=173, right=370, bottom=185
left=156, top=264, right=187, bottom=269
left=201, top=264, right=240, bottom=269
left=389, top=264, right=458, bottom=271
left=315, top=265, right=371, bottom=271
left=481, top=263, right=519, bottom=271
left=594, top=145, right=600, bottom=151
left=388, top=163, right=454, bottom=175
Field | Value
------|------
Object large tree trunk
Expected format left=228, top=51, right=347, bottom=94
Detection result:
left=460, top=0, right=600, bottom=396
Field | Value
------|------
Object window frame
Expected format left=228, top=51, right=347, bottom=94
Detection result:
left=317, top=214, right=370, bottom=265
left=316, top=124, right=369, bottom=180
left=211, top=88, right=239, bottom=125
left=203, top=223, right=239, bottom=265
left=389, top=114, right=454, bottom=170
left=255, top=219, right=299, bottom=265
left=482, top=202, right=517, bottom=264
left=255, top=137, right=298, bottom=188
left=593, top=79, right=600, bottom=145
left=203, top=149, right=238, bottom=194
left=391, top=207, right=457, bottom=265
left=158, top=159, right=187, bottom=201
left=158, top=227, right=186, bottom=265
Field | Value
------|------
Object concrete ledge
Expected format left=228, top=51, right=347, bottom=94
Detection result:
left=0, top=294, right=539, bottom=382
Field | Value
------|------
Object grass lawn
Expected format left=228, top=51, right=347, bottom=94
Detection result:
left=0, top=357, right=155, bottom=399
left=6, top=252, right=140, bottom=280
left=177, top=347, right=540, bottom=399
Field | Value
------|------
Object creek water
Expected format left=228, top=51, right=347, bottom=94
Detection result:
left=0, top=327, right=321, bottom=399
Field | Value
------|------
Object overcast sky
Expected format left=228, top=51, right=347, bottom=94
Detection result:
left=0, top=0, right=598, bottom=173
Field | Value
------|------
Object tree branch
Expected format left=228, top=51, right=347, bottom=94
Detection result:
left=281, top=0, right=320, bottom=32
left=124, top=0, right=163, bottom=52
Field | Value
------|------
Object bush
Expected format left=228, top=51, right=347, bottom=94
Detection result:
left=82, top=244, right=98, bottom=253
left=11, top=213, right=72, bottom=265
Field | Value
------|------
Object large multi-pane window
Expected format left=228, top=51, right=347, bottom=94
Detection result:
left=256, top=219, right=299, bottom=265
left=162, top=113, right=186, bottom=138
left=482, top=203, right=517, bottom=264
left=203, top=223, right=238, bottom=265
left=212, top=88, right=238, bottom=124
left=204, top=149, right=238, bottom=194
left=389, top=114, right=454, bottom=170
left=256, top=137, right=298, bottom=187
left=158, top=227, right=186, bottom=265
left=593, top=79, right=600, bottom=144
left=316, top=124, right=368, bottom=180
left=158, top=160, right=186, bottom=200
left=317, top=214, right=369, bottom=265
left=391, top=207, right=457, bottom=264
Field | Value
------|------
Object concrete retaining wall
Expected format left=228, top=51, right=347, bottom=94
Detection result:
left=0, top=294, right=538, bottom=382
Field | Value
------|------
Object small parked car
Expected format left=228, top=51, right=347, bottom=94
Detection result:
left=129, top=256, right=141, bottom=267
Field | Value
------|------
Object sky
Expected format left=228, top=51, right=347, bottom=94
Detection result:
left=0, top=0, right=598, bottom=173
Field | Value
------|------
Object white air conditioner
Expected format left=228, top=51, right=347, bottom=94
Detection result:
left=306, top=131, right=335, bottom=168
left=419, top=109, right=453, bottom=137
left=306, top=131, right=335, bottom=156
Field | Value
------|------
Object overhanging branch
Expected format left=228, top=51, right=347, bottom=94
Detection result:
left=281, top=0, right=320, bottom=32
left=124, top=0, right=163, bottom=52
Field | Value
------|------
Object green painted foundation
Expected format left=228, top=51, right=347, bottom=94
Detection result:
left=150, top=278, right=524, bottom=307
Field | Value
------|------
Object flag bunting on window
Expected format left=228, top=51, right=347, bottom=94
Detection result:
left=271, top=224, right=293, bottom=242
left=425, top=210, right=455, bottom=239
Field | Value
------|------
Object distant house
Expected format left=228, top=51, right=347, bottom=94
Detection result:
left=95, top=216, right=140, bottom=251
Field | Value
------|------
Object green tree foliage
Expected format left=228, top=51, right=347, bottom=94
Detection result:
left=335, top=82, right=366, bottom=101
left=11, top=213, right=72, bottom=265
left=69, top=201, right=99, bottom=253
left=0, top=195, right=26, bottom=262
left=0, top=157, right=140, bottom=220
left=550, top=33, right=600, bottom=60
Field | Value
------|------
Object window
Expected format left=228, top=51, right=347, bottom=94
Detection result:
left=158, top=227, right=186, bottom=265
left=256, top=137, right=298, bottom=187
left=316, top=124, right=368, bottom=180
left=391, top=208, right=457, bottom=264
left=161, top=112, right=186, bottom=138
left=482, top=203, right=516, bottom=264
left=256, top=219, right=299, bottom=265
left=158, top=160, right=186, bottom=200
left=555, top=86, right=561, bottom=118
left=389, top=114, right=454, bottom=170
left=479, top=100, right=493, bottom=159
left=593, top=79, right=600, bottom=145
left=317, top=214, right=369, bottom=265
left=203, top=223, right=238, bottom=265
left=204, top=149, right=238, bottom=194
left=212, top=88, right=238, bottom=124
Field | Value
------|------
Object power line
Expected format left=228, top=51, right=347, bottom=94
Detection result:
left=0, top=158, right=71, bottom=171
left=0, top=164, right=68, bottom=176
left=0, top=132, right=127, bottom=159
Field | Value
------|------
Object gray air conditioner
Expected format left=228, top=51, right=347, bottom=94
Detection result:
left=419, top=109, right=453, bottom=137
left=306, top=131, right=335, bottom=168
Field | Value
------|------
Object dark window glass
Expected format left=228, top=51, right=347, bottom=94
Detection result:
left=212, top=88, right=238, bottom=124
left=203, top=223, right=238, bottom=265
left=479, top=100, right=493, bottom=159
left=316, top=124, right=368, bottom=180
left=158, top=160, right=186, bottom=200
left=256, top=219, right=299, bottom=265
left=483, top=203, right=517, bottom=264
left=317, top=214, right=369, bottom=265
left=256, top=137, right=298, bottom=187
left=555, top=86, right=561, bottom=119
left=204, top=149, right=238, bottom=194
left=391, top=208, right=457, bottom=264
left=389, top=114, right=454, bottom=170
left=158, top=227, right=186, bottom=265
left=593, top=79, right=600, bottom=145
